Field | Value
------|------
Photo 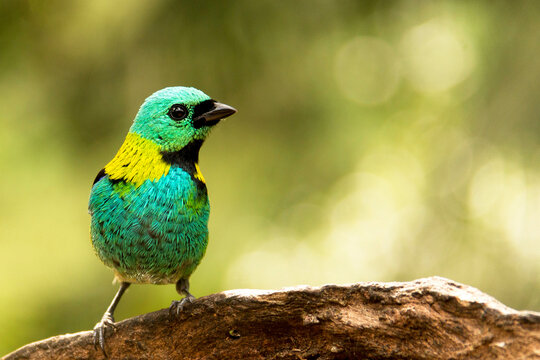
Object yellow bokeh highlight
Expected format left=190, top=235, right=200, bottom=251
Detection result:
left=400, top=19, right=476, bottom=94
left=469, top=158, right=540, bottom=259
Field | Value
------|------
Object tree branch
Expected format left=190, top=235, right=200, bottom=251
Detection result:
left=4, top=277, right=539, bottom=359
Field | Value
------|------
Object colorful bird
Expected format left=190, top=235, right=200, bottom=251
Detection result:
left=88, top=86, right=236, bottom=354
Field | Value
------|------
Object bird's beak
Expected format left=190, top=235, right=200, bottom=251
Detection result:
left=193, top=101, right=237, bottom=128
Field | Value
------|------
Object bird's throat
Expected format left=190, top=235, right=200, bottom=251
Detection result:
left=161, top=140, right=203, bottom=165
left=161, top=140, right=206, bottom=184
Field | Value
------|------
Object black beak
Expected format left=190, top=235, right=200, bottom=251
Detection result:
left=193, top=101, right=237, bottom=128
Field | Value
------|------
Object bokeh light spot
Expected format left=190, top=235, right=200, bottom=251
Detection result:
left=400, top=19, right=475, bottom=94
left=469, top=159, right=507, bottom=218
left=335, top=37, right=400, bottom=105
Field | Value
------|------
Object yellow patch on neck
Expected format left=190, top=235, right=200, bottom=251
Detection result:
left=194, top=163, right=206, bottom=183
left=105, top=133, right=170, bottom=187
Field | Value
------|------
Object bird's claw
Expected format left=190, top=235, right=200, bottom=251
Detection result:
left=169, top=294, right=195, bottom=316
left=93, top=313, right=116, bottom=356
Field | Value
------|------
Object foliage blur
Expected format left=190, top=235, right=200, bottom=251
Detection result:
left=1, top=0, right=539, bottom=354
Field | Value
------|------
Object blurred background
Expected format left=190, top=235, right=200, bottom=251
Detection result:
left=1, top=0, right=540, bottom=354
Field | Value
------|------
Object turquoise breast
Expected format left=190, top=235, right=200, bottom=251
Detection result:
left=89, top=166, right=209, bottom=284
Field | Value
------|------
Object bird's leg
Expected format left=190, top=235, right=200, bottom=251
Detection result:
left=169, top=278, right=196, bottom=316
left=93, top=281, right=130, bottom=356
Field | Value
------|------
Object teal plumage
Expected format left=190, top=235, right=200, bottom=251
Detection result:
left=88, top=86, right=236, bottom=355
left=90, top=166, right=209, bottom=284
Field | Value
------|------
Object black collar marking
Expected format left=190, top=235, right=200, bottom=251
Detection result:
left=161, top=140, right=206, bottom=188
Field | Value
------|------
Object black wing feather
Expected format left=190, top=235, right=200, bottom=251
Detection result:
left=93, top=168, right=107, bottom=185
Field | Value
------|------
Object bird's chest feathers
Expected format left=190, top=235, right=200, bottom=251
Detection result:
left=126, top=168, right=209, bottom=223
left=96, top=132, right=209, bottom=229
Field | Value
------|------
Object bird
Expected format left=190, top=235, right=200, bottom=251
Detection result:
left=88, top=86, right=236, bottom=355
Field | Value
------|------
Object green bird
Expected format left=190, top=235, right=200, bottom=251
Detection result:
left=89, top=86, right=236, bottom=354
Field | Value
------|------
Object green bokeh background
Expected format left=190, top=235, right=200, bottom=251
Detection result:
left=1, top=0, right=539, bottom=354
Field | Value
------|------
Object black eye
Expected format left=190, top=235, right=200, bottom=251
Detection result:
left=167, top=104, right=188, bottom=120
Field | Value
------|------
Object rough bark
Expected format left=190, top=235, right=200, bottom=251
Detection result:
left=3, top=277, right=540, bottom=360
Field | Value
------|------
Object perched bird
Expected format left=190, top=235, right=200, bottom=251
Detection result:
left=88, top=86, right=236, bottom=354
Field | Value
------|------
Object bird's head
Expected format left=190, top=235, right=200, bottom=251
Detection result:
left=129, top=87, right=236, bottom=151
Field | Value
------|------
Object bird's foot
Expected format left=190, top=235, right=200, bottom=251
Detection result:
left=169, top=294, right=196, bottom=316
left=93, top=313, right=116, bottom=356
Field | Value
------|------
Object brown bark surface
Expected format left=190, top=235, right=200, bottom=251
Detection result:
left=4, top=277, right=540, bottom=360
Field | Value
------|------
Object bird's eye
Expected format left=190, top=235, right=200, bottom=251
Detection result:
left=167, top=104, right=188, bottom=121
